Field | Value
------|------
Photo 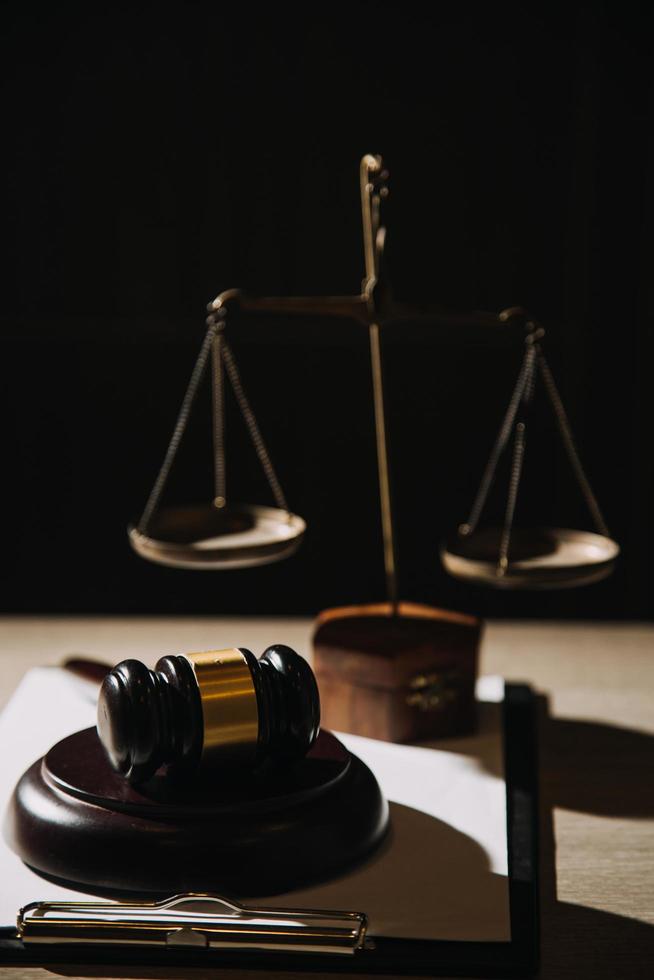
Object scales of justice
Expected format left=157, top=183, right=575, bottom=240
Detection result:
left=5, top=154, right=619, bottom=911
left=128, top=152, right=618, bottom=624
left=129, top=154, right=618, bottom=588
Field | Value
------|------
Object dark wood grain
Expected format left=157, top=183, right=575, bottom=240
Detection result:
left=5, top=727, right=388, bottom=897
left=313, top=602, right=481, bottom=742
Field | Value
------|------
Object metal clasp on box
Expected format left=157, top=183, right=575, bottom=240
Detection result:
left=406, top=668, right=461, bottom=712
left=17, top=893, right=369, bottom=956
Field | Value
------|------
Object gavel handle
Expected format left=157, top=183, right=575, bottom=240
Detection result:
left=62, top=657, right=112, bottom=686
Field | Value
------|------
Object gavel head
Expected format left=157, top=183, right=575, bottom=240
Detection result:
left=97, top=646, right=320, bottom=784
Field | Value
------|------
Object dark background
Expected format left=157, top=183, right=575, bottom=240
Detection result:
left=1, top=2, right=652, bottom=618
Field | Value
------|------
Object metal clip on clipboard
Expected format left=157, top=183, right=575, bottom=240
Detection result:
left=17, top=893, right=369, bottom=956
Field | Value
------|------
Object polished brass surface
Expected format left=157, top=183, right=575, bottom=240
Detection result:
left=441, top=527, right=619, bottom=589
left=207, top=287, right=505, bottom=330
left=369, top=321, right=398, bottom=609
left=360, top=155, right=399, bottom=611
left=406, top=669, right=461, bottom=712
left=209, top=290, right=371, bottom=324
left=444, top=304, right=617, bottom=588
left=128, top=503, right=306, bottom=570
left=183, top=649, right=259, bottom=765
left=360, top=153, right=383, bottom=286
left=17, top=893, right=368, bottom=955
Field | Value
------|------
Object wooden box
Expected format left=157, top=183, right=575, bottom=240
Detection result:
left=313, top=602, right=482, bottom=743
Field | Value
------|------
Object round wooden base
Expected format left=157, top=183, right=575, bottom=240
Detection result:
left=5, top=727, right=388, bottom=897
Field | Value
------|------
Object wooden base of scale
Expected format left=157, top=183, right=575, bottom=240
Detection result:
left=312, top=602, right=481, bottom=743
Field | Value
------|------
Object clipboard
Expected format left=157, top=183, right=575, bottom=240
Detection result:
left=0, top=683, right=538, bottom=977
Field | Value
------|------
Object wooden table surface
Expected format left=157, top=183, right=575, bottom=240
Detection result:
left=0, top=617, right=652, bottom=980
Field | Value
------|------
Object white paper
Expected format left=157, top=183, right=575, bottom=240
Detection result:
left=0, top=669, right=510, bottom=941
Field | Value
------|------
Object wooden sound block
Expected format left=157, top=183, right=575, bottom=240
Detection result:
left=5, top=728, right=388, bottom=897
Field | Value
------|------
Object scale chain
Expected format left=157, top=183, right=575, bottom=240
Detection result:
left=460, top=341, right=536, bottom=537
left=497, top=339, right=538, bottom=573
left=537, top=351, right=610, bottom=537
left=498, top=421, right=527, bottom=575
left=221, top=339, right=290, bottom=515
left=211, top=329, right=227, bottom=507
left=137, top=321, right=219, bottom=533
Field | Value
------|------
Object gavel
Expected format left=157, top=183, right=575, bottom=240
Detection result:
left=97, top=645, right=320, bottom=783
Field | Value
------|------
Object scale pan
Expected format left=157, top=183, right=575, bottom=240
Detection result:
left=441, top=527, right=620, bottom=590
left=128, top=503, right=306, bottom=570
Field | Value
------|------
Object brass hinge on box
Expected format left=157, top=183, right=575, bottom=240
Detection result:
left=405, top=668, right=462, bottom=712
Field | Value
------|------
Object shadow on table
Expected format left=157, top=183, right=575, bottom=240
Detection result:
left=423, top=691, right=654, bottom=978
left=441, top=696, right=654, bottom=818
left=536, top=694, right=654, bottom=980
left=541, top=713, right=654, bottom=818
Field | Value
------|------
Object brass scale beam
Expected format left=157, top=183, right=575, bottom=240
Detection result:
left=207, top=156, right=502, bottom=611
